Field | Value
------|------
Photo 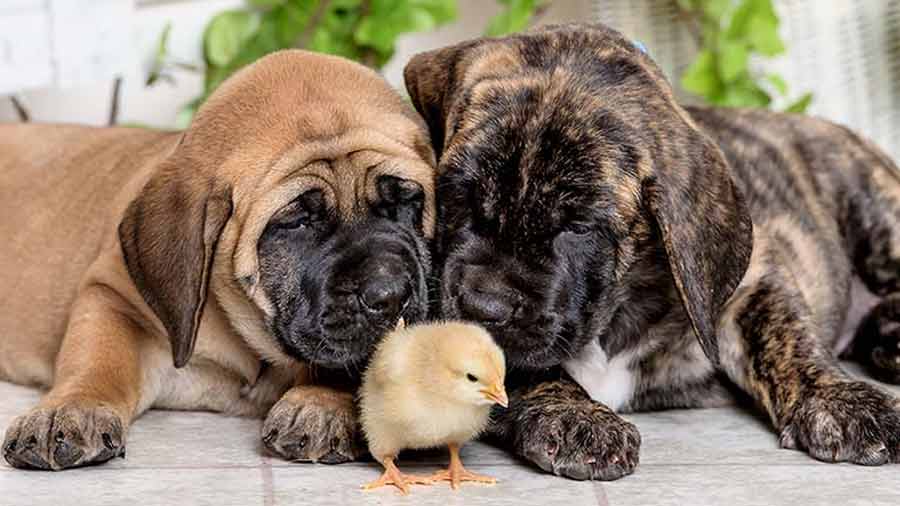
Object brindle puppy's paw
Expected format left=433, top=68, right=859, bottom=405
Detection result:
left=512, top=401, right=641, bottom=481
left=262, top=386, right=364, bottom=464
left=3, top=403, right=126, bottom=470
left=779, top=381, right=900, bottom=465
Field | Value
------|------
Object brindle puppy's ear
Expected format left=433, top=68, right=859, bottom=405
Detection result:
left=403, top=40, right=481, bottom=157
left=118, top=157, right=232, bottom=368
left=642, top=133, right=753, bottom=365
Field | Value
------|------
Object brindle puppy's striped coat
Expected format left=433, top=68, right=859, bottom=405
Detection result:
left=405, top=23, right=900, bottom=480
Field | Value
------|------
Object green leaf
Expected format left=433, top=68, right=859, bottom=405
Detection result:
left=766, top=73, right=788, bottom=95
left=275, top=0, right=318, bottom=46
left=721, top=79, right=772, bottom=108
left=676, top=0, right=697, bottom=11
left=718, top=41, right=748, bottom=83
left=204, top=10, right=260, bottom=67
left=747, top=15, right=784, bottom=56
left=681, top=49, right=722, bottom=97
left=311, top=2, right=364, bottom=60
left=701, top=0, right=730, bottom=22
left=146, top=22, right=172, bottom=86
left=725, top=0, right=755, bottom=40
left=247, top=0, right=286, bottom=8
left=726, top=0, right=778, bottom=40
left=355, top=0, right=457, bottom=56
left=785, top=92, right=813, bottom=113
left=485, top=0, right=536, bottom=37
left=754, top=0, right=779, bottom=24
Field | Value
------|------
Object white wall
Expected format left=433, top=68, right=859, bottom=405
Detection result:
left=0, top=0, right=591, bottom=128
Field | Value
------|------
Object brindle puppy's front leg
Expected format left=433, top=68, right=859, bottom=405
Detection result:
left=720, top=265, right=900, bottom=464
left=262, top=372, right=365, bottom=464
left=486, top=375, right=640, bottom=480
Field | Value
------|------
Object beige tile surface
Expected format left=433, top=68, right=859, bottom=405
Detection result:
left=1, top=363, right=899, bottom=506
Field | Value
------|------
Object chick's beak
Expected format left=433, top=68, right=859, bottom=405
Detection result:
left=481, top=383, right=509, bottom=408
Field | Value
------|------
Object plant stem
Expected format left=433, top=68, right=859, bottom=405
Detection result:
left=109, top=76, right=123, bottom=126
left=353, top=0, right=379, bottom=68
left=295, top=0, right=332, bottom=49
left=674, top=1, right=704, bottom=47
left=9, top=96, right=30, bottom=122
left=529, top=1, right=553, bottom=27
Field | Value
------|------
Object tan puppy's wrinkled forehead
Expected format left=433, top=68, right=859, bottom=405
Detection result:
left=182, top=49, right=436, bottom=234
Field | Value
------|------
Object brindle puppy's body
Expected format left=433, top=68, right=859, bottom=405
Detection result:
left=405, top=24, right=900, bottom=480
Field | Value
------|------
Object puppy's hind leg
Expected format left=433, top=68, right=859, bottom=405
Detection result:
left=2, top=284, right=165, bottom=470
left=718, top=243, right=900, bottom=465
left=840, top=134, right=900, bottom=383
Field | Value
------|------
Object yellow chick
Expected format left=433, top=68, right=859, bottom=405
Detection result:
left=360, top=320, right=508, bottom=495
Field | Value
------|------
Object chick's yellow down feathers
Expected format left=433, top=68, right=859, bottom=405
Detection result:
left=360, top=321, right=508, bottom=494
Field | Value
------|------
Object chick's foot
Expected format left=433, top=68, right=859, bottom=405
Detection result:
left=431, top=443, right=497, bottom=490
left=362, top=458, right=432, bottom=495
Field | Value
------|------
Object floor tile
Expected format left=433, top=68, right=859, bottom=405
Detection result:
left=602, top=463, right=900, bottom=506
left=270, top=462, right=600, bottom=506
left=124, top=410, right=264, bottom=468
left=0, top=467, right=266, bottom=506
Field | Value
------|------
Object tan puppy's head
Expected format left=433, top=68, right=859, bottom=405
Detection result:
left=119, top=50, right=437, bottom=370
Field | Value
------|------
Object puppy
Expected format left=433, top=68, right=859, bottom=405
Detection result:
left=405, top=23, right=900, bottom=480
left=0, top=50, right=436, bottom=470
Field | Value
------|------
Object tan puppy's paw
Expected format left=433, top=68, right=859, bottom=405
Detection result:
left=3, top=402, right=126, bottom=470
left=262, top=385, right=364, bottom=464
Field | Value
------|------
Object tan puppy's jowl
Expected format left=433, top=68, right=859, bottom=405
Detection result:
left=0, top=51, right=436, bottom=470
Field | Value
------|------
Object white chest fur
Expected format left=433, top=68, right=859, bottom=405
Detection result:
left=563, top=340, right=636, bottom=412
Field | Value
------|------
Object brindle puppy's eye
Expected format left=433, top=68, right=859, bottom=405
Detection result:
left=566, top=223, right=592, bottom=235
left=272, top=189, right=326, bottom=230
left=373, top=175, right=424, bottom=228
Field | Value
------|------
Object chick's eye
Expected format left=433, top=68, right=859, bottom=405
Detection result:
left=466, top=373, right=478, bottom=382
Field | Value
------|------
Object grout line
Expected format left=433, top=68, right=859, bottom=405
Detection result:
left=593, top=482, right=610, bottom=506
left=261, top=455, right=276, bottom=506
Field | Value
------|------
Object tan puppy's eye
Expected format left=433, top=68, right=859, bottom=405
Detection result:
left=467, top=373, right=478, bottom=382
left=372, top=175, right=424, bottom=228
left=272, top=189, right=326, bottom=230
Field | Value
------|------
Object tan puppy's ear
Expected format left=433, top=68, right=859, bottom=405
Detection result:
left=118, top=159, right=233, bottom=368
left=403, top=40, right=481, bottom=157
left=642, top=132, right=753, bottom=366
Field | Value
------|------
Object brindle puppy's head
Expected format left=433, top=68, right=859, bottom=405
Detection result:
left=405, top=24, right=752, bottom=369
left=119, top=50, right=436, bottom=371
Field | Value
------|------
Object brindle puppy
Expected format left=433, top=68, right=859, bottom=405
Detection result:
left=404, top=23, right=900, bottom=480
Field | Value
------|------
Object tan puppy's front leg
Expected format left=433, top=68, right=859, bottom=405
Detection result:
left=262, top=384, right=364, bottom=464
left=3, top=285, right=159, bottom=470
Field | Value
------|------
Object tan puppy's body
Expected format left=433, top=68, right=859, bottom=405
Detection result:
left=0, top=50, right=436, bottom=470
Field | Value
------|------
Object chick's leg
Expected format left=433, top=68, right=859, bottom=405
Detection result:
left=431, top=443, right=497, bottom=489
left=362, top=457, right=432, bottom=495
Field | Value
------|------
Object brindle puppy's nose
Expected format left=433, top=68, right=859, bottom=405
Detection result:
left=458, top=267, right=516, bottom=324
left=458, top=289, right=515, bottom=324
left=359, top=277, right=410, bottom=319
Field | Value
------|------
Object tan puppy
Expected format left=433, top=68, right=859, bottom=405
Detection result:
left=0, top=50, right=436, bottom=470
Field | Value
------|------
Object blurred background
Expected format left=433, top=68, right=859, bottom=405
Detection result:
left=0, top=0, right=897, bottom=159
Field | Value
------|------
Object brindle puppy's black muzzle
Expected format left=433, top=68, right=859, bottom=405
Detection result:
left=439, top=235, right=584, bottom=370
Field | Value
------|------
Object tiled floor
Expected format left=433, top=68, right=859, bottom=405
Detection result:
left=2, top=363, right=899, bottom=506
